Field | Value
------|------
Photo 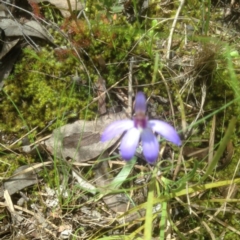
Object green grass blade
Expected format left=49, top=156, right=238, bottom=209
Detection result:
left=159, top=201, right=167, bottom=239
left=144, top=179, right=154, bottom=240
left=108, top=157, right=137, bottom=190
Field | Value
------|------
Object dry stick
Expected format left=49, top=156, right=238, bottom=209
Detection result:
left=206, top=214, right=240, bottom=235
left=109, top=61, right=134, bottom=164
left=66, top=0, right=73, bottom=15
left=201, top=221, right=216, bottom=240
left=127, top=57, right=137, bottom=212
left=166, top=0, right=185, bottom=61
left=10, top=126, right=38, bottom=147
left=0, top=142, right=20, bottom=155
left=128, top=57, right=134, bottom=116
left=81, top=77, right=125, bottom=112
left=0, top=161, right=52, bottom=180
left=3, top=190, right=14, bottom=213
left=208, top=115, right=216, bottom=165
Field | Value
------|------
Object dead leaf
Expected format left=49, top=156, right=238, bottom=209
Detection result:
left=44, top=112, right=127, bottom=162
left=0, top=165, right=39, bottom=198
left=63, top=132, right=100, bottom=148
left=94, top=160, right=130, bottom=213
left=72, top=170, right=97, bottom=194
left=0, top=162, right=52, bottom=198
left=0, top=4, right=8, bottom=18
left=0, top=42, right=22, bottom=89
left=4, top=189, right=24, bottom=224
left=217, top=140, right=234, bottom=170
left=0, top=38, right=19, bottom=60
left=182, top=140, right=234, bottom=170
left=0, top=19, right=53, bottom=42
left=182, top=146, right=209, bottom=160
left=32, top=0, right=85, bottom=18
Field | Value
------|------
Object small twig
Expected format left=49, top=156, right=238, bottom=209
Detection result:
left=128, top=57, right=134, bottom=116
left=1, top=161, right=52, bottom=180
left=80, top=77, right=125, bottom=112
left=10, top=126, right=38, bottom=147
left=4, top=189, right=14, bottom=213
left=201, top=221, right=216, bottom=240
left=206, top=214, right=240, bottom=235
left=208, top=115, right=216, bottom=164
left=0, top=142, right=20, bottom=155
left=166, top=0, right=185, bottom=61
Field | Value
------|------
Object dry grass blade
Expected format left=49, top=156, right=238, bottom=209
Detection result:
left=0, top=142, right=20, bottom=155
left=10, top=126, right=38, bottom=147
left=3, top=189, right=14, bottom=213
left=208, top=115, right=216, bottom=164
left=4, top=161, right=52, bottom=179
left=72, top=169, right=97, bottom=194
left=1, top=0, right=240, bottom=239
left=207, top=214, right=240, bottom=236
left=128, top=56, right=134, bottom=116
left=201, top=221, right=216, bottom=240
left=80, top=78, right=125, bottom=111
left=0, top=162, right=52, bottom=198
left=166, top=0, right=186, bottom=61
left=158, top=70, right=175, bottom=123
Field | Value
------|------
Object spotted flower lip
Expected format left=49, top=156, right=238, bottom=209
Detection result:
left=101, top=92, right=181, bottom=164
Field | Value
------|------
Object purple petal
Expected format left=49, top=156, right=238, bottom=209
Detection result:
left=141, top=129, right=159, bottom=164
left=120, top=127, right=140, bottom=160
left=101, top=120, right=134, bottom=142
left=135, top=92, right=147, bottom=113
left=148, top=120, right=181, bottom=146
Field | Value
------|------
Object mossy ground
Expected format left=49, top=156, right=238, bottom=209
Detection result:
left=1, top=0, right=240, bottom=239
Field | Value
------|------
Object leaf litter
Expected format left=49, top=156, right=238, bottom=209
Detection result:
left=31, top=0, right=85, bottom=18
left=44, top=111, right=127, bottom=162
left=0, top=0, right=240, bottom=239
left=0, top=2, right=54, bottom=88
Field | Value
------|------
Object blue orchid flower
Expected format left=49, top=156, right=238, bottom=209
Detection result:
left=101, top=92, right=181, bottom=164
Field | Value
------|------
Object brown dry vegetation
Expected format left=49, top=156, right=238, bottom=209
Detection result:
left=1, top=0, right=240, bottom=239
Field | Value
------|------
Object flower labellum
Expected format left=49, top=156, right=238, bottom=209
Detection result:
left=101, top=92, right=181, bottom=164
